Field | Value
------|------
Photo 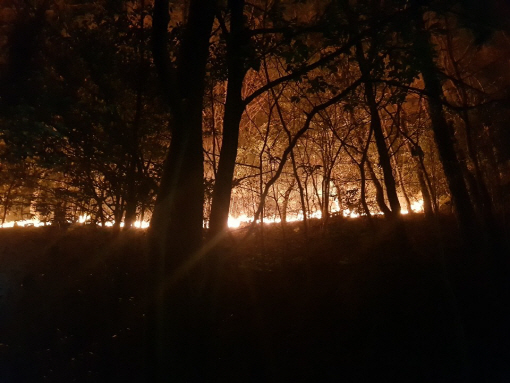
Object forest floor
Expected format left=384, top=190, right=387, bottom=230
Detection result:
left=0, top=215, right=509, bottom=382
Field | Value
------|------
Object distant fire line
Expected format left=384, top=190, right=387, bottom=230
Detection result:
left=0, top=199, right=425, bottom=229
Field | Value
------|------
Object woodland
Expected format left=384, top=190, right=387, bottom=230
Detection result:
left=1, top=0, right=510, bottom=382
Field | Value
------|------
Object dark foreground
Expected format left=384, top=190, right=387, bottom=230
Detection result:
left=0, top=216, right=509, bottom=382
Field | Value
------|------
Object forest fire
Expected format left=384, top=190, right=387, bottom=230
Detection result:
left=225, top=198, right=425, bottom=228
left=0, top=217, right=150, bottom=229
left=1, top=199, right=425, bottom=229
left=1, top=0, right=510, bottom=381
left=2, top=0, right=508, bottom=243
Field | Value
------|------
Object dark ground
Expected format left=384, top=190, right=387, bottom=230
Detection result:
left=0, top=215, right=509, bottom=382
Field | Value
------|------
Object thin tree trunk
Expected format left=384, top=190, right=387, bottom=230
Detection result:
left=1, top=184, right=14, bottom=226
left=355, top=43, right=401, bottom=216
left=386, top=134, right=412, bottom=213
left=281, top=180, right=294, bottom=224
left=271, top=75, right=309, bottom=235
left=249, top=79, right=362, bottom=225
left=400, top=113, right=435, bottom=216
left=322, top=170, right=332, bottom=224
left=416, top=159, right=434, bottom=216
left=1, top=195, right=10, bottom=226
left=124, top=0, right=146, bottom=230
left=349, top=128, right=374, bottom=224
left=418, top=148, right=438, bottom=212
left=365, top=155, right=392, bottom=216
left=365, top=86, right=401, bottom=216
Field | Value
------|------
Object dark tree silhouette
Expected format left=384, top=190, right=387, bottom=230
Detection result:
left=148, top=0, right=217, bottom=380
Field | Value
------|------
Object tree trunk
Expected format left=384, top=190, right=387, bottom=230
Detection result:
left=445, top=25, right=496, bottom=232
left=383, top=118, right=411, bottom=213
left=1, top=195, right=10, bottom=226
left=417, top=148, right=438, bottom=212
left=148, top=0, right=216, bottom=380
left=365, top=155, right=392, bottom=216
left=272, top=79, right=309, bottom=235
left=1, top=184, right=14, bottom=226
left=413, top=16, right=479, bottom=246
left=357, top=126, right=375, bottom=222
left=150, top=0, right=214, bottom=267
left=352, top=21, right=401, bottom=217
left=208, top=0, right=247, bottom=239
left=365, top=86, right=401, bottom=216
left=292, top=150, right=309, bottom=236
left=416, top=158, right=434, bottom=217
left=281, top=180, right=294, bottom=224
left=394, top=155, right=412, bottom=213
left=322, top=172, right=331, bottom=223
left=400, top=113, right=435, bottom=217
left=124, top=0, right=146, bottom=230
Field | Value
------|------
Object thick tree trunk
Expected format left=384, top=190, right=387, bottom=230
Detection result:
left=208, top=0, right=247, bottom=239
left=148, top=0, right=216, bottom=381
left=445, top=27, right=497, bottom=232
left=414, top=17, right=479, bottom=246
left=150, top=0, right=214, bottom=267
